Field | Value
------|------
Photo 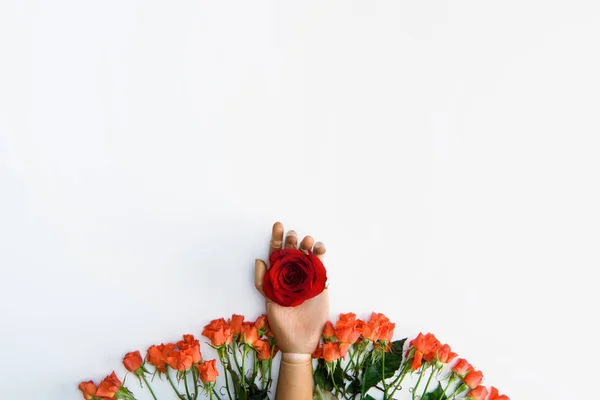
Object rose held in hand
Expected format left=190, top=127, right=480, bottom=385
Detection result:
left=263, top=248, right=327, bottom=307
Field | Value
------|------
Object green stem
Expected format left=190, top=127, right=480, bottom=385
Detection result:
left=252, top=348, right=259, bottom=383
left=441, top=375, right=456, bottom=399
left=412, top=365, right=426, bottom=400
left=381, top=347, right=388, bottom=397
left=166, top=372, right=185, bottom=400
left=192, top=367, right=199, bottom=400
left=232, top=342, right=243, bottom=378
left=241, top=345, right=248, bottom=388
left=387, top=362, right=410, bottom=399
left=141, top=374, right=158, bottom=400
left=448, top=383, right=466, bottom=399
left=220, top=352, right=233, bottom=400
left=343, top=346, right=356, bottom=375
left=421, top=365, right=438, bottom=399
left=183, top=372, right=193, bottom=400
left=212, top=388, right=223, bottom=400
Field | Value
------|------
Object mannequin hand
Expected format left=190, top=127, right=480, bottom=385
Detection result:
left=255, top=222, right=329, bottom=354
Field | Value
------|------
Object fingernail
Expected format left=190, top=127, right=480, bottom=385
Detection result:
left=314, top=241, right=324, bottom=248
left=286, top=230, right=297, bottom=237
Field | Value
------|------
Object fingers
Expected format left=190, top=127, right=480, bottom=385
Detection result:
left=269, top=222, right=284, bottom=256
left=254, top=259, right=267, bottom=297
left=313, top=241, right=326, bottom=260
left=285, top=230, right=298, bottom=249
left=299, top=235, right=314, bottom=253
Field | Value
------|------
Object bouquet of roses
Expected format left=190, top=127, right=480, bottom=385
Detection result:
left=78, top=311, right=509, bottom=400
left=78, top=225, right=509, bottom=400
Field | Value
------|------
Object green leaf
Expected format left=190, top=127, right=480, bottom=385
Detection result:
left=364, top=395, right=376, bottom=400
left=332, top=363, right=344, bottom=387
left=313, top=384, right=338, bottom=400
left=313, top=359, right=334, bottom=392
left=421, top=383, right=447, bottom=400
left=226, top=364, right=247, bottom=400
left=346, top=377, right=361, bottom=395
left=248, top=385, right=269, bottom=400
left=361, top=339, right=406, bottom=394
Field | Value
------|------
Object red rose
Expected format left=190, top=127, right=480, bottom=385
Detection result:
left=263, top=248, right=327, bottom=307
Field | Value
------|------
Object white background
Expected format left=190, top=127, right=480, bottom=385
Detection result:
left=1, top=1, right=599, bottom=399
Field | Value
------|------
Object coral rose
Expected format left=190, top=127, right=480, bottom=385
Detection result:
left=166, top=350, right=193, bottom=371
left=452, top=358, right=473, bottom=376
left=467, top=386, right=488, bottom=400
left=437, top=344, right=458, bottom=364
left=464, top=370, right=484, bottom=389
left=78, top=381, right=97, bottom=400
left=263, top=248, right=327, bottom=307
left=197, top=359, right=219, bottom=383
left=410, top=332, right=441, bottom=369
left=202, top=318, right=233, bottom=347
left=322, top=342, right=341, bottom=363
left=146, top=343, right=175, bottom=373
left=255, top=314, right=268, bottom=332
left=312, top=345, right=323, bottom=359
left=122, top=350, right=143, bottom=372
left=489, top=386, right=510, bottom=400
left=177, top=334, right=202, bottom=364
left=323, top=321, right=335, bottom=339
left=229, top=314, right=244, bottom=335
left=95, top=371, right=121, bottom=398
left=241, top=324, right=260, bottom=346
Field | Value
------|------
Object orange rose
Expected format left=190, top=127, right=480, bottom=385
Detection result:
left=177, top=334, right=202, bottom=364
left=411, top=350, right=423, bottom=370
left=166, top=350, right=193, bottom=371
left=467, top=386, right=488, bottom=400
left=361, top=312, right=389, bottom=341
left=197, top=359, right=219, bottom=383
left=437, top=344, right=458, bottom=364
left=322, top=342, right=341, bottom=363
left=229, top=314, right=245, bottom=335
left=95, top=371, right=121, bottom=398
left=241, top=324, right=260, bottom=347
left=464, top=370, right=483, bottom=389
left=489, top=386, right=510, bottom=400
left=254, top=339, right=275, bottom=360
left=410, top=333, right=441, bottom=369
left=146, top=343, right=175, bottom=373
left=338, top=312, right=356, bottom=323
left=335, top=315, right=362, bottom=345
left=78, top=381, right=97, bottom=400
left=312, top=344, right=323, bottom=359
left=255, top=314, right=267, bottom=331
left=378, top=321, right=395, bottom=343
left=339, top=342, right=350, bottom=358
left=202, top=318, right=233, bottom=347
left=452, top=358, right=473, bottom=376
left=122, top=350, right=143, bottom=372
left=323, top=321, right=335, bottom=339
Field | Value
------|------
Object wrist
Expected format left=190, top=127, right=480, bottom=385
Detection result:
left=281, top=353, right=312, bottom=365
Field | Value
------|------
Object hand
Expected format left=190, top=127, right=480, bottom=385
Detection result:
left=255, top=221, right=329, bottom=354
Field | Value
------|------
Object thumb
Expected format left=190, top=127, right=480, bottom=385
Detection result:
left=254, top=259, right=267, bottom=297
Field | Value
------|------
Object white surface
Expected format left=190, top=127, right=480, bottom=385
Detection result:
left=1, top=1, right=599, bottom=399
